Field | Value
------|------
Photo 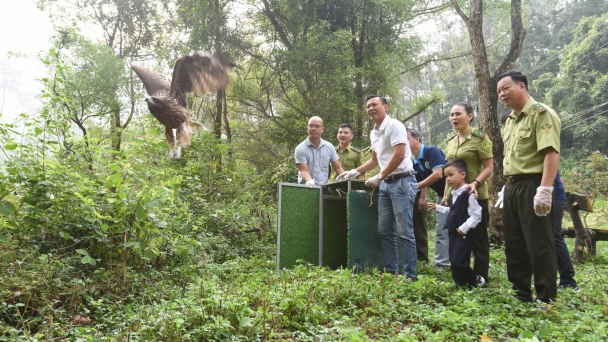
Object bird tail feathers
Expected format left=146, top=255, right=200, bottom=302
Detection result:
left=177, top=123, right=194, bottom=147
left=189, top=120, right=205, bottom=130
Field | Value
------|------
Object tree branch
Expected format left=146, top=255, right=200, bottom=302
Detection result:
left=451, top=0, right=469, bottom=24
left=494, top=0, right=526, bottom=76
left=401, top=52, right=471, bottom=74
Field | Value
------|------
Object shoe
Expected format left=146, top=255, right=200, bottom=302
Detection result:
left=404, top=276, right=418, bottom=282
left=559, top=284, right=580, bottom=292
left=476, top=275, right=486, bottom=288
left=434, top=265, right=449, bottom=271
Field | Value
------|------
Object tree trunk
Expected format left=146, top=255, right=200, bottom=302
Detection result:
left=111, top=105, right=122, bottom=152
left=223, top=91, right=231, bottom=142
left=452, top=0, right=525, bottom=239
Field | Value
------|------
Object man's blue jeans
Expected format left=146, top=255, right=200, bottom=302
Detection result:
left=377, top=175, right=418, bottom=278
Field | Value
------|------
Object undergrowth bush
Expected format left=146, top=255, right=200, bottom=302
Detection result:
left=2, top=116, right=607, bottom=341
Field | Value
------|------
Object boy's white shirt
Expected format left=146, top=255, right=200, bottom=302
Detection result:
left=435, top=184, right=482, bottom=234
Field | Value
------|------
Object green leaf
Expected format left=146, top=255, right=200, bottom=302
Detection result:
left=519, top=330, right=535, bottom=339
left=123, top=242, right=136, bottom=248
left=34, top=127, right=43, bottom=136
left=101, top=224, right=109, bottom=232
left=5, top=143, right=18, bottom=150
left=538, top=327, right=552, bottom=338
left=81, top=255, right=96, bottom=265
left=0, top=200, right=15, bottom=216
left=136, top=203, right=147, bottom=220
left=62, top=232, right=71, bottom=239
left=75, top=249, right=89, bottom=256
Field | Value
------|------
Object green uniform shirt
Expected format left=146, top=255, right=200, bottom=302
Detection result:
left=329, top=144, right=362, bottom=182
left=503, top=97, right=561, bottom=175
left=444, top=128, right=493, bottom=200
left=360, top=146, right=381, bottom=180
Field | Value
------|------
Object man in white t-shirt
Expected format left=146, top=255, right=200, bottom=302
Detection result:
left=337, top=95, right=418, bottom=279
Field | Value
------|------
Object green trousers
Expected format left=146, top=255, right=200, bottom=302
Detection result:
left=413, top=191, right=429, bottom=263
left=503, top=176, right=557, bottom=302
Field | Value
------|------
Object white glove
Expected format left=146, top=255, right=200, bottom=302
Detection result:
left=494, top=185, right=505, bottom=208
left=336, top=169, right=361, bottom=181
left=305, top=179, right=316, bottom=187
left=533, top=186, right=553, bottom=216
left=365, top=173, right=382, bottom=188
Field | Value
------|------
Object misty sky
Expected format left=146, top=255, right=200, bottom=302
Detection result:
left=0, top=0, right=52, bottom=123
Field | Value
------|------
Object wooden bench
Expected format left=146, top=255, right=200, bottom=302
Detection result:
left=561, top=192, right=608, bottom=262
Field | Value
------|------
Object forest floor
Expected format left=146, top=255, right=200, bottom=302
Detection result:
left=2, top=231, right=607, bottom=341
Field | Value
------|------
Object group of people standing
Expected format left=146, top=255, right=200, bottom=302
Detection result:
left=294, top=71, right=578, bottom=303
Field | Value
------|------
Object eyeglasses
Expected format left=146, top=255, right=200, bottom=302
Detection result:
left=308, top=124, right=323, bottom=129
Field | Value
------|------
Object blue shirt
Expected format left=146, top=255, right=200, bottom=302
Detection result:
left=294, top=137, right=339, bottom=185
left=554, top=170, right=565, bottom=200
left=412, top=144, right=446, bottom=197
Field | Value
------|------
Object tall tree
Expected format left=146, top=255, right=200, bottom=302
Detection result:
left=176, top=0, right=241, bottom=142
left=451, top=0, right=526, bottom=237
left=39, top=0, right=168, bottom=151
left=41, top=32, right=125, bottom=167
left=246, top=0, right=420, bottom=147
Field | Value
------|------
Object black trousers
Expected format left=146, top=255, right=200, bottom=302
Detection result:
left=449, top=227, right=478, bottom=286
left=554, top=198, right=577, bottom=287
left=413, top=191, right=429, bottom=262
left=472, top=200, right=490, bottom=282
left=503, top=176, right=557, bottom=303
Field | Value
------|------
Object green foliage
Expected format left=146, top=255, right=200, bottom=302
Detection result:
left=534, top=12, right=608, bottom=154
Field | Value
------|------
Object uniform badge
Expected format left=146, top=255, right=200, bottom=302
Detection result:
left=540, top=123, right=553, bottom=134
left=425, top=161, right=431, bottom=169
left=482, top=141, right=492, bottom=151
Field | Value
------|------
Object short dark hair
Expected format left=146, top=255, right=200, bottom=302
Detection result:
left=453, top=101, right=475, bottom=125
left=365, top=94, right=387, bottom=104
left=444, top=158, right=468, bottom=175
left=497, top=71, right=528, bottom=90
left=408, top=129, right=422, bottom=143
left=338, top=123, right=353, bottom=132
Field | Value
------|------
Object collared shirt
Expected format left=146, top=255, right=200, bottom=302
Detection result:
left=370, top=116, right=413, bottom=176
left=503, top=97, right=561, bottom=175
left=294, top=137, right=339, bottom=185
left=444, top=128, right=493, bottom=200
left=435, top=184, right=482, bottom=234
left=412, top=144, right=446, bottom=197
left=360, top=146, right=381, bottom=179
left=329, top=144, right=362, bottom=182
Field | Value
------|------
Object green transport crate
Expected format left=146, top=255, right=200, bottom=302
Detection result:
left=276, top=180, right=387, bottom=273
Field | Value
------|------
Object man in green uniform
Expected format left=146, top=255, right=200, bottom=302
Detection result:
left=443, top=101, right=494, bottom=283
left=329, top=123, right=365, bottom=182
left=360, top=127, right=381, bottom=180
left=497, top=71, right=560, bottom=303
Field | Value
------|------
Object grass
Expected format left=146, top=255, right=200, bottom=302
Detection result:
left=2, top=230, right=607, bottom=341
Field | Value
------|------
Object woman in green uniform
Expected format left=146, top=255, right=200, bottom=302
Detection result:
left=442, top=102, right=494, bottom=283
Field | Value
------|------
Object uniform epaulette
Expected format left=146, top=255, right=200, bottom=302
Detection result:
left=351, top=147, right=361, bottom=153
left=534, top=102, right=547, bottom=114
left=446, top=133, right=458, bottom=142
left=471, top=130, right=486, bottom=138
left=361, top=146, right=372, bottom=152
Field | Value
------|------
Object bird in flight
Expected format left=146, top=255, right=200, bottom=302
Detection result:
left=131, top=52, right=235, bottom=160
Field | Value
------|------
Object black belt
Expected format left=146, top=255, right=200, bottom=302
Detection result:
left=384, top=170, right=417, bottom=183
left=505, top=174, right=542, bottom=183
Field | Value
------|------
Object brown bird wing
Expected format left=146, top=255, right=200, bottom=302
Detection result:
left=169, top=52, right=234, bottom=108
left=131, top=63, right=171, bottom=97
